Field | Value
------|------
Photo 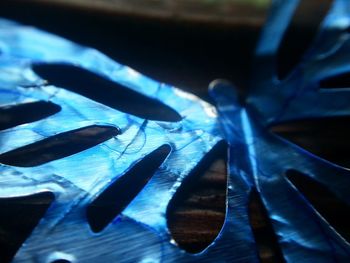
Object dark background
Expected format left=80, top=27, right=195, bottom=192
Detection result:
left=0, top=1, right=264, bottom=103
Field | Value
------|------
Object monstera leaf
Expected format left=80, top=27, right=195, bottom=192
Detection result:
left=210, top=0, right=350, bottom=262
left=0, top=18, right=225, bottom=262
left=1, top=0, right=350, bottom=262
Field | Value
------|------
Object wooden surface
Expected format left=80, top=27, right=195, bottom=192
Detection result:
left=4, top=0, right=270, bottom=26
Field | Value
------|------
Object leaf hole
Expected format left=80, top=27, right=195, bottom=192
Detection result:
left=166, top=141, right=227, bottom=254
left=32, top=63, right=181, bottom=122
left=0, top=192, right=54, bottom=263
left=320, top=72, right=350, bottom=89
left=0, top=125, right=120, bottom=167
left=0, top=101, right=61, bottom=131
left=286, top=169, right=350, bottom=242
left=276, top=0, right=332, bottom=80
left=248, top=189, right=285, bottom=263
left=271, top=117, right=350, bottom=168
left=87, top=144, right=171, bottom=233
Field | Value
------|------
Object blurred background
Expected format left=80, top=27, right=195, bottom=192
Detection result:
left=0, top=0, right=333, bottom=100
left=0, top=0, right=274, bottom=102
